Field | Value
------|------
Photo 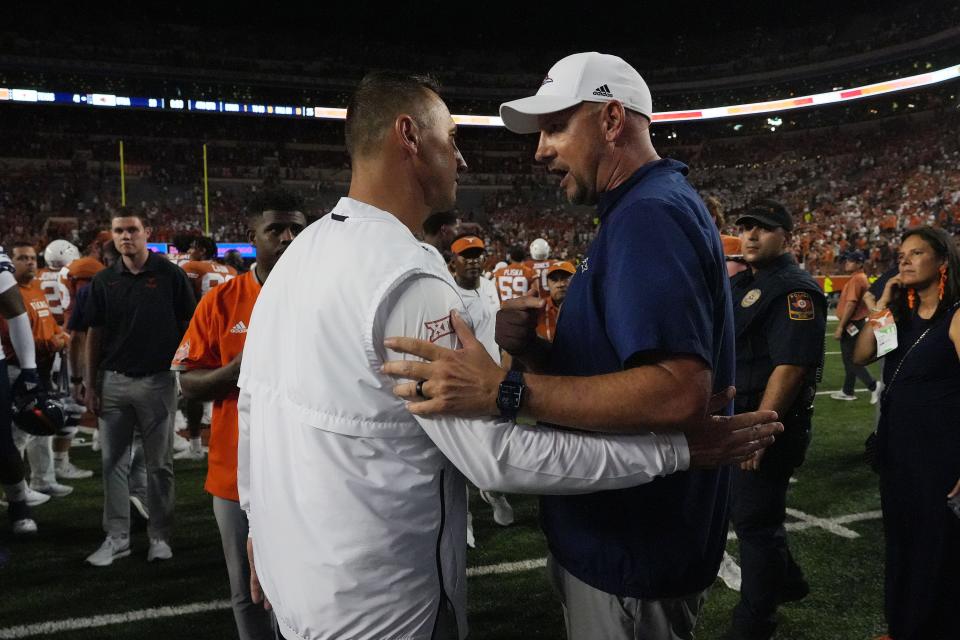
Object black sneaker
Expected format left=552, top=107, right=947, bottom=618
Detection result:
left=777, top=577, right=810, bottom=604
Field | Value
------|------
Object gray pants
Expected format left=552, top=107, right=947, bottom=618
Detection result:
left=548, top=554, right=705, bottom=640
left=213, top=496, right=274, bottom=640
left=99, top=370, right=176, bottom=539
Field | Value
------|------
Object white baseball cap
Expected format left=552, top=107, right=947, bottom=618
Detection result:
left=500, top=52, right=653, bottom=134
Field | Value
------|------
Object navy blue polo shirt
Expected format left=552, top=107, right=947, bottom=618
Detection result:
left=541, top=158, right=735, bottom=598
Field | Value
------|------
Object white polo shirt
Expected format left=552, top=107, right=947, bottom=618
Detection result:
left=238, top=197, right=689, bottom=640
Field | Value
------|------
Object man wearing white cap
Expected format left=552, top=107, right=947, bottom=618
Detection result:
left=387, top=53, right=738, bottom=639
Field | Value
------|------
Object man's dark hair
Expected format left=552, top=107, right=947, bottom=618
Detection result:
left=508, top=245, right=526, bottom=263
left=246, top=187, right=304, bottom=227
left=11, top=241, right=34, bottom=251
left=423, top=212, right=457, bottom=237
left=172, top=234, right=195, bottom=253
left=110, top=207, right=146, bottom=227
left=193, top=236, right=219, bottom=260
left=345, top=72, right=442, bottom=159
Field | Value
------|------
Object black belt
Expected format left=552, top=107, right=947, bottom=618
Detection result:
left=108, top=370, right=166, bottom=379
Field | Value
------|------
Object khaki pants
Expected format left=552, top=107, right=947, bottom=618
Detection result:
left=548, top=554, right=705, bottom=640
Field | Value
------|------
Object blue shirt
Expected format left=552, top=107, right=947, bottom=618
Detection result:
left=541, top=158, right=735, bottom=598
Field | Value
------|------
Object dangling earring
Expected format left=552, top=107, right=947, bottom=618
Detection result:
left=939, top=265, right=947, bottom=301
left=908, top=288, right=916, bottom=309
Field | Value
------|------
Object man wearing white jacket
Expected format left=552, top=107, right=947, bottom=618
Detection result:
left=237, top=72, right=779, bottom=640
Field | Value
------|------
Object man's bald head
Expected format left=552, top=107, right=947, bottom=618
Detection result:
left=345, top=72, right=443, bottom=159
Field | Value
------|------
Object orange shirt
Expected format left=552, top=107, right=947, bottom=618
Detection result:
left=493, top=262, right=537, bottom=303
left=180, top=260, right=238, bottom=299
left=64, top=256, right=105, bottom=324
left=721, top=235, right=741, bottom=256
left=171, top=271, right=260, bottom=501
left=0, top=280, right=68, bottom=366
left=536, top=297, right=561, bottom=342
left=838, top=271, right=870, bottom=323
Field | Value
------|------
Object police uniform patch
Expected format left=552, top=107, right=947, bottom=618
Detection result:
left=741, top=289, right=762, bottom=308
left=788, top=291, right=815, bottom=320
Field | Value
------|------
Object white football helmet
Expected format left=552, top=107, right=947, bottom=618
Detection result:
left=43, top=239, right=80, bottom=269
left=529, top=238, right=550, bottom=261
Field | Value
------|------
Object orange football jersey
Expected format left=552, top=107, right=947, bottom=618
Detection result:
left=37, top=267, right=66, bottom=323
left=180, top=260, right=238, bottom=299
left=524, top=259, right=557, bottom=292
left=0, top=280, right=69, bottom=366
left=492, top=262, right=537, bottom=303
left=171, top=271, right=259, bottom=501
left=63, top=256, right=105, bottom=323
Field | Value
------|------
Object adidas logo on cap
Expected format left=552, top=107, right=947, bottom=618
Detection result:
left=592, top=84, right=613, bottom=98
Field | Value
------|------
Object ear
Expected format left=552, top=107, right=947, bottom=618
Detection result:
left=395, top=115, right=420, bottom=156
left=143, top=227, right=152, bottom=240
left=246, top=227, right=256, bottom=248
left=600, top=101, right=626, bottom=143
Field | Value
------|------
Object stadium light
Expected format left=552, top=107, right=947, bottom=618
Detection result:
left=1, top=63, right=958, bottom=126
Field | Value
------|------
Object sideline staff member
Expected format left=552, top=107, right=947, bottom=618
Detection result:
left=84, top=211, right=196, bottom=566
left=728, top=201, right=826, bottom=640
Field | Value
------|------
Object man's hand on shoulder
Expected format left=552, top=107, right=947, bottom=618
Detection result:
left=383, top=310, right=505, bottom=417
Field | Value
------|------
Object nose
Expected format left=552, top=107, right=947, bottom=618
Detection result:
left=280, top=227, right=295, bottom=242
left=534, top=132, right=554, bottom=164
left=456, top=149, right=468, bottom=174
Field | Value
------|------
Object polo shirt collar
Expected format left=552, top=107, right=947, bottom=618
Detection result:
left=114, top=250, right=162, bottom=274
left=597, top=158, right=687, bottom=220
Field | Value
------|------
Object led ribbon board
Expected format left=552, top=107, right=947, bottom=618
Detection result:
left=2, top=63, right=958, bottom=126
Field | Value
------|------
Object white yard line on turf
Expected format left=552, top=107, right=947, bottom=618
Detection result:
left=0, top=601, right=232, bottom=639
left=0, top=510, right=883, bottom=638
left=815, top=388, right=869, bottom=396
left=727, top=508, right=882, bottom=541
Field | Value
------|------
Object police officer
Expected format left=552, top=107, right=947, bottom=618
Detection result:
left=726, top=200, right=826, bottom=640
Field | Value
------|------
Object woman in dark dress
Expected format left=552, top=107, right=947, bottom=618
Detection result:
left=854, top=226, right=960, bottom=640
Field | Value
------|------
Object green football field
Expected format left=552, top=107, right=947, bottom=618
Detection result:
left=0, top=321, right=889, bottom=639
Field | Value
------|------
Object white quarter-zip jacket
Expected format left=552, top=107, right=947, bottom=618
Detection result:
left=238, top=197, right=689, bottom=640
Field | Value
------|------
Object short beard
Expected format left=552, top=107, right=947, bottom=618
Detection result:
left=566, top=173, right=597, bottom=206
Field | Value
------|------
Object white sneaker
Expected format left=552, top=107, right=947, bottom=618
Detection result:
left=829, top=391, right=857, bottom=401
left=466, top=512, right=476, bottom=549
left=56, top=460, right=94, bottom=480
left=30, top=481, right=73, bottom=498
left=91, top=430, right=100, bottom=452
left=129, top=496, right=150, bottom=521
left=24, top=487, right=51, bottom=507
left=718, top=551, right=742, bottom=591
left=12, top=518, right=38, bottom=535
left=172, top=435, right=191, bottom=453
left=480, top=491, right=515, bottom=526
left=871, top=381, right=884, bottom=405
left=173, top=445, right=205, bottom=461
left=86, top=535, right=131, bottom=566
left=147, top=538, right=172, bottom=562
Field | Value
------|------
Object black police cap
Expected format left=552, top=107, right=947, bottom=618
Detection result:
left=735, top=200, right=794, bottom=232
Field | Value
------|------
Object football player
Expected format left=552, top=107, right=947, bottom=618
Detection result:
left=177, top=236, right=237, bottom=460
left=493, top=246, right=538, bottom=303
